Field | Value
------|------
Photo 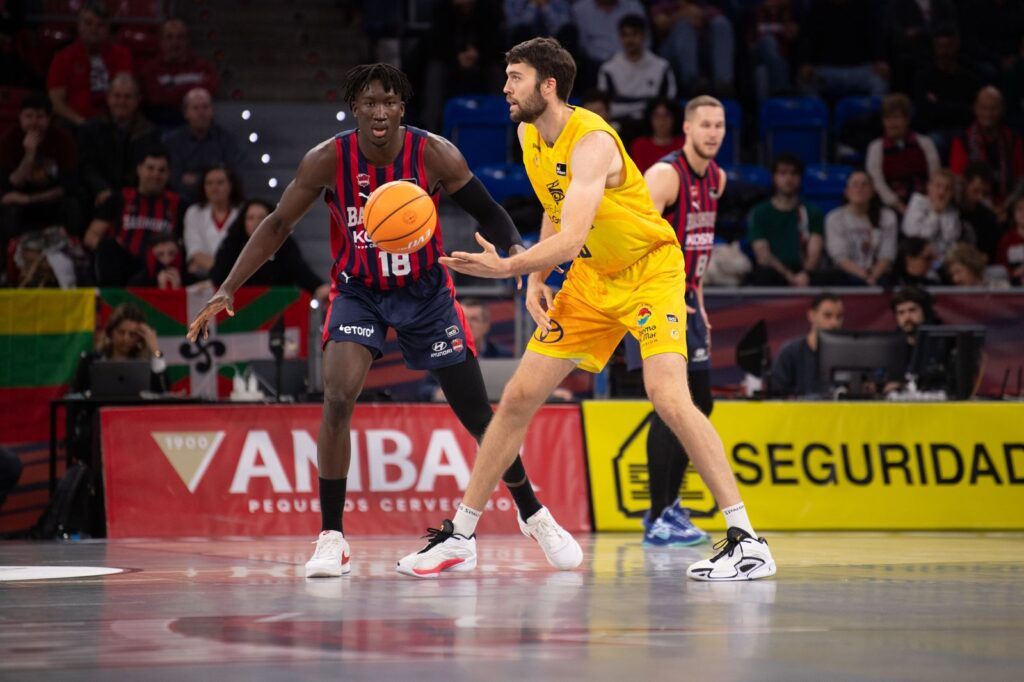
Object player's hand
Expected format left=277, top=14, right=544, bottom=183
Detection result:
left=187, top=290, right=235, bottom=342
left=525, top=274, right=555, bottom=332
left=440, top=233, right=512, bottom=280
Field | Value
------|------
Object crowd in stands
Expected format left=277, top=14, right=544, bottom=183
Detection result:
left=0, top=2, right=322, bottom=295
left=3, top=0, right=1024, bottom=292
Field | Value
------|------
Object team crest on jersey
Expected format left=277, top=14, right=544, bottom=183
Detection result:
left=690, top=185, right=700, bottom=200
left=555, top=163, right=567, bottom=176
left=452, top=338, right=464, bottom=352
left=637, top=305, right=653, bottom=328
left=356, top=173, right=370, bottom=187
left=709, top=187, right=720, bottom=200
left=546, top=181, right=565, bottom=203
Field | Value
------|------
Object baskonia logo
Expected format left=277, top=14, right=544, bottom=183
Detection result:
left=636, top=306, right=653, bottom=328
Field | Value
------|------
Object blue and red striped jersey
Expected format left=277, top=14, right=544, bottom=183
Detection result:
left=113, top=187, right=180, bottom=262
left=658, top=150, right=720, bottom=290
left=324, top=126, right=444, bottom=291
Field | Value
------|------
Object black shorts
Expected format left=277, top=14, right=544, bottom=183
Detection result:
left=321, top=264, right=476, bottom=371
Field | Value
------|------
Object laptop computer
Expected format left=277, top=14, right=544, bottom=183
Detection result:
left=478, top=358, right=520, bottom=402
left=89, top=360, right=151, bottom=399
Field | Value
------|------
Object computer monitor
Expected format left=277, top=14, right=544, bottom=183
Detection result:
left=910, top=325, right=986, bottom=399
left=478, top=358, right=519, bottom=402
left=248, top=359, right=308, bottom=399
left=89, top=360, right=151, bottom=398
left=818, top=331, right=906, bottom=398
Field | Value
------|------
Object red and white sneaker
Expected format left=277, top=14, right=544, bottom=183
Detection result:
left=396, top=520, right=477, bottom=579
left=305, top=530, right=351, bottom=578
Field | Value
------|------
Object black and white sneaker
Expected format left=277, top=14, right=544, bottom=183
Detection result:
left=686, top=527, right=776, bottom=581
left=396, top=519, right=477, bottom=579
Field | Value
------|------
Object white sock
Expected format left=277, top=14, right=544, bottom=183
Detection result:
left=452, top=503, right=482, bottom=537
left=722, top=502, right=756, bottom=538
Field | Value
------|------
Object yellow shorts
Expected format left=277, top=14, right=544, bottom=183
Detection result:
left=527, top=244, right=688, bottom=372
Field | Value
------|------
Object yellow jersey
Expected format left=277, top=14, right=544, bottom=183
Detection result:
left=522, top=106, right=679, bottom=275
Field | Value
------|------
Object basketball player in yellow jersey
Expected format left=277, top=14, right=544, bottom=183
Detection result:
left=397, top=38, right=776, bottom=582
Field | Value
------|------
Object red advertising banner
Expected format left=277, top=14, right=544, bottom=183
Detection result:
left=100, top=404, right=590, bottom=538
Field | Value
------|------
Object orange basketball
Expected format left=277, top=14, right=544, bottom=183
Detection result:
left=364, top=180, right=437, bottom=254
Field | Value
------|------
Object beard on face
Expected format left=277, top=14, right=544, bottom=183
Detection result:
left=510, top=85, right=548, bottom=123
left=690, top=139, right=721, bottom=161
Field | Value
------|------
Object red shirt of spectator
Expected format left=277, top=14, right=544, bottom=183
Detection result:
left=949, top=86, right=1024, bottom=205
left=138, top=19, right=219, bottom=122
left=47, top=6, right=133, bottom=124
left=630, top=135, right=685, bottom=173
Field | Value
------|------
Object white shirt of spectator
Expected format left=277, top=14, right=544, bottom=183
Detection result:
left=901, top=192, right=962, bottom=262
left=184, top=203, right=239, bottom=264
left=825, top=205, right=898, bottom=272
left=572, top=0, right=647, bottom=63
left=598, top=49, right=677, bottom=121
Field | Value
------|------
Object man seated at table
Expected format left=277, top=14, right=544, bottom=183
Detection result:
left=770, top=292, right=844, bottom=398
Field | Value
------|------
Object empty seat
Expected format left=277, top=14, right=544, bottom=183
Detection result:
left=759, top=96, right=828, bottom=165
left=443, top=96, right=514, bottom=170
left=476, top=164, right=532, bottom=204
left=803, top=164, right=853, bottom=213
left=723, top=163, right=771, bottom=189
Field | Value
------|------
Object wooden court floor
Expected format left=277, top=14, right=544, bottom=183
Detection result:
left=2, top=532, right=1023, bottom=681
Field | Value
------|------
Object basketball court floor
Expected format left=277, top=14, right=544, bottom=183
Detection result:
left=2, top=533, right=1022, bottom=680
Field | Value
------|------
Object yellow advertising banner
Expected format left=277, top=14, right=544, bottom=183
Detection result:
left=582, top=401, right=1024, bottom=531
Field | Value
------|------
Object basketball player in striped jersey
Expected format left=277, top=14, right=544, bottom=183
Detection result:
left=631, top=96, right=727, bottom=548
left=399, top=38, right=775, bottom=581
left=187, top=64, right=581, bottom=578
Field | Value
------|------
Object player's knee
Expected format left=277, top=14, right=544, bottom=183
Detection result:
left=322, top=386, right=358, bottom=421
left=647, top=380, right=693, bottom=416
left=498, top=380, right=544, bottom=418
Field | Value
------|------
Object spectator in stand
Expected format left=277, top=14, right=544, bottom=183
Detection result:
left=892, top=236, right=940, bottom=287
left=959, top=162, right=1001, bottom=260
left=0, top=93, right=77, bottom=256
left=597, top=15, right=676, bottom=125
left=183, top=164, right=242, bottom=281
left=865, top=93, right=940, bottom=216
left=421, top=0, right=504, bottom=132
left=73, top=302, right=169, bottom=394
left=128, top=232, right=183, bottom=289
left=797, top=0, right=888, bottom=99
left=138, top=18, right=220, bottom=127
left=770, top=292, right=844, bottom=398
left=572, top=0, right=646, bottom=89
left=996, top=193, right=1024, bottom=285
left=883, top=0, right=957, bottom=92
left=504, top=0, right=577, bottom=54
left=944, top=243, right=989, bottom=286
left=77, top=73, right=160, bottom=212
left=949, top=86, right=1024, bottom=213
left=746, top=0, right=799, bottom=102
left=960, top=0, right=1024, bottom=84
left=746, top=153, right=825, bottom=286
left=629, top=98, right=684, bottom=173
left=46, top=2, right=133, bottom=126
left=824, top=171, right=898, bottom=286
left=211, top=199, right=328, bottom=299
left=84, top=147, right=181, bottom=286
left=580, top=88, right=621, bottom=134
left=901, top=168, right=961, bottom=264
left=652, top=1, right=736, bottom=97
left=161, top=87, right=244, bottom=206
left=913, top=27, right=980, bottom=138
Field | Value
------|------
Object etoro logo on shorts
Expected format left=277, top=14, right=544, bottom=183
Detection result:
left=339, top=324, right=373, bottom=338
left=636, top=305, right=653, bottom=328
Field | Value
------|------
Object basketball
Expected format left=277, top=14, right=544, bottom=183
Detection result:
left=364, top=180, right=437, bottom=254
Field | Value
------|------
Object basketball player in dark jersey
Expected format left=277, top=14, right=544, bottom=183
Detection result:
left=187, top=64, right=581, bottom=577
left=628, top=95, right=727, bottom=547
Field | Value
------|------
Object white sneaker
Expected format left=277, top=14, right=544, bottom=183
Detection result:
left=686, top=527, right=776, bottom=581
left=305, top=530, right=351, bottom=578
left=396, top=519, right=477, bottom=579
left=518, top=506, right=584, bottom=570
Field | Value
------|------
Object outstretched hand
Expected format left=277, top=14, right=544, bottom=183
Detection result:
left=187, top=290, right=235, bottom=342
left=440, top=233, right=512, bottom=280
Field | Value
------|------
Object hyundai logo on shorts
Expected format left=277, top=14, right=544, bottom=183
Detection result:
left=432, top=341, right=448, bottom=352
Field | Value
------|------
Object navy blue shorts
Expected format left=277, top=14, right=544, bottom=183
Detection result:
left=626, top=288, right=709, bottom=371
left=322, top=264, right=475, bottom=371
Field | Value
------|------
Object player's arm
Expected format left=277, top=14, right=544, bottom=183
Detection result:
left=644, top=162, right=680, bottom=214
left=425, top=135, right=524, bottom=254
left=501, top=131, right=614, bottom=276
left=187, top=140, right=334, bottom=341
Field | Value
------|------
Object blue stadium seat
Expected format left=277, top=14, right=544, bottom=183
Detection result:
left=476, top=164, right=532, bottom=204
left=759, top=97, right=829, bottom=165
left=723, top=163, right=771, bottom=189
left=443, top=96, right=514, bottom=170
left=803, top=164, right=854, bottom=213
left=833, top=95, right=882, bottom=136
